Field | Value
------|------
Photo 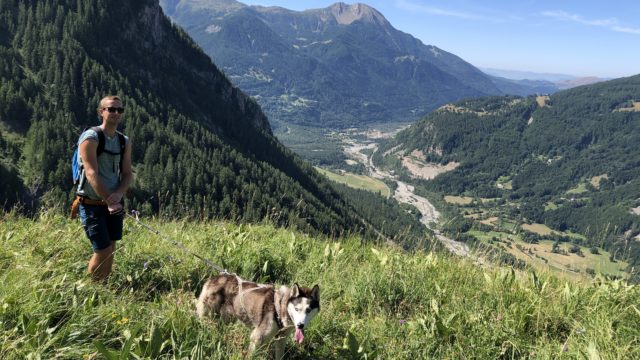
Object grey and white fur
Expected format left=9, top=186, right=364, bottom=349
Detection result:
left=196, top=273, right=320, bottom=359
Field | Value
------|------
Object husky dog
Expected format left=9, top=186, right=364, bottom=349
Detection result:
left=196, top=273, right=320, bottom=358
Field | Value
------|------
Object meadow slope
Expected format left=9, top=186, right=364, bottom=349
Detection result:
left=1, top=211, right=639, bottom=359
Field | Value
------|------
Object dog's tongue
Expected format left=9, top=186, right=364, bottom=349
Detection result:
left=295, top=328, right=305, bottom=344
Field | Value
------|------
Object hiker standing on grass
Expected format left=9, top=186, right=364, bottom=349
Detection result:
left=73, top=95, right=133, bottom=281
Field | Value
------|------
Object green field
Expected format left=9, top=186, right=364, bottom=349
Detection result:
left=566, top=183, right=589, bottom=194
left=468, top=229, right=627, bottom=279
left=521, top=223, right=555, bottom=236
left=315, top=167, right=390, bottom=197
left=272, top=123, right=346, bottom=166
left=1, top=212, right=639, bottom=359
left=444, top=195, right=474, bottom=205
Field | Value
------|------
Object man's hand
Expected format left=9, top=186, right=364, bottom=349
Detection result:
left=105, top=191, right=123, bottom=206
left=108, top=202, right=124, bottom=215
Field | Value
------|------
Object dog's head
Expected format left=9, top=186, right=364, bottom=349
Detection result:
left=286, top=283, right=320, bottom=344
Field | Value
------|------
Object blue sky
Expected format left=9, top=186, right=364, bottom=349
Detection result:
left=239, top=0, right=640, bottom=78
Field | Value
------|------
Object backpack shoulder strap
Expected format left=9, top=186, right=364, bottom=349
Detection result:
left=89, top=126, right=105, bottom=156
left=116, top=131, right=126, bottom=153
left=117, top=131, right=126, bottom=173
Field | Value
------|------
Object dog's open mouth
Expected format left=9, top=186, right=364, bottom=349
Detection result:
left=295, top=328, right=305, bottom=344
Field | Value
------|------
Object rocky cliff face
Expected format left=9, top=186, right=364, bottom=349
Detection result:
left=136, top=0, right=271, bottom=133
left=324, top=2, right=390, bottom=26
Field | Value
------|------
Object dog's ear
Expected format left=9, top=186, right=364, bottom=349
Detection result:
left=291, top=283, right=301, bottom=298
left=310, top=284, right=320, bottom=301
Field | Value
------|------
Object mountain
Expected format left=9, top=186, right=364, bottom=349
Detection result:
left=481, top=68, right=578, bottom=82
left=554, top=76, right=607, bottom=90
left=482, top=67, right=608, bottom=92
left=488, top=76, right=559, bottom=96
left=0, top=0, right=426, bottom=242
left=375, top=76, right=640, bottom=280
left=160, top=0, right=506, bottom=128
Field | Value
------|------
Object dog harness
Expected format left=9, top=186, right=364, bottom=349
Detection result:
left=235, top=275, right=288, bottom=329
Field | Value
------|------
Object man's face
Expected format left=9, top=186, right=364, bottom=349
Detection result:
left=100, top=99, right=124, bottom=124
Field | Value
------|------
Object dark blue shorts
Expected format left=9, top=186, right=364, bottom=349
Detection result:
left=79, top=204, right=123, bottom=251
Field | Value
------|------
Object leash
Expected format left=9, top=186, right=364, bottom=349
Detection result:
left=127, top=210, right=289, bottom=330
left=126, top=210, right=227, bottom=273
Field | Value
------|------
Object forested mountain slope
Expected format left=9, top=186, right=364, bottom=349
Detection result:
left=0, top=0, right=425, bottom=242
left=160, top=0, right=507, bottom=128
left=375, top=76, right=640, bottom=280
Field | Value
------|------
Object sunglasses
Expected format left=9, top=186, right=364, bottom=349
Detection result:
left=103, top=107, right=125, bottom=114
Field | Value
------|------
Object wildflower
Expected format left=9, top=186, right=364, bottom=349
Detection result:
left=143, top=261, right=149, bottom=270
left=576, top=328, right=586, bottom=335
left=116, top=317, right=129, bottom=325
left=399, top=319, right=406, bottom=325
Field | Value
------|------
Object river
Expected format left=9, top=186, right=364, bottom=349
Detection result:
left=343, top=133, right=473, bottom=258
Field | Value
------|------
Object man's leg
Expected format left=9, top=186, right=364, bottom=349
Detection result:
left=88, top=241, right=116, bottom=281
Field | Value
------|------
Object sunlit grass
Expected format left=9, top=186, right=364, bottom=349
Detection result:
left=1, top=211, right=639, bottom=359
left=315, top=167, right=390, bottom=197
left=443, top=195, right=474, bottom=205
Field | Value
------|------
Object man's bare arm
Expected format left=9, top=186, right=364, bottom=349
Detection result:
left=106, top=140, right=134, bottom=205
left=79, top=139, right=112, bottom=200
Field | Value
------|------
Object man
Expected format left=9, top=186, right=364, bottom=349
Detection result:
left=76, top=95, right=133, bottom=281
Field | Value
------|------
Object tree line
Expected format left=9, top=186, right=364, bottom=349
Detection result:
left=0, top=0, right=428, bottom=247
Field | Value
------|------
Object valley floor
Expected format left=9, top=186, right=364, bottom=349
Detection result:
left=322, top=126, right=629, bottom=281
left=340, top=127, right=473, bottom=259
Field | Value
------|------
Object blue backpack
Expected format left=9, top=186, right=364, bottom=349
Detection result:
left=72, top=126, right=126, bottom=189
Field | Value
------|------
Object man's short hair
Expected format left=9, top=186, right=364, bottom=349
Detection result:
left=97, top=95, right=122, bottom=114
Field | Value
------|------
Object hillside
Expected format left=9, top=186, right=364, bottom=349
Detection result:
left=1, top=213, right=639, bottom=358
left=160, top=0, right=507, bottom=128
left=0, top=0, right=426, bottom=243
left=375, top=76, right=640, bottom=281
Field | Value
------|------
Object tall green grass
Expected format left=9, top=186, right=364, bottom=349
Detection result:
left=1, top=211, right=639, bottom=359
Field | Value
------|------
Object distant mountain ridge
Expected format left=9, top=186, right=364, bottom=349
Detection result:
left=481, top=68, right=578, bottom=82
left=481, top=67, right=608, bottom=91
left=161, top=0, right=512, bottom=128
left=487, top=76, right=559, bottom=96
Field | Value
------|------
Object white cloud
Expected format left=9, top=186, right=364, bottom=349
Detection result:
left=612, top=25, right=640, bottom=35
left=541, top=10, right=640, bottom=35
left=394, top=0, right=504, bottom=22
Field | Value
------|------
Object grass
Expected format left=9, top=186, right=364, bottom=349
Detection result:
left=590, top=175, right=608, bottom=189
left=566, top=183, right=588, bottom=195
left=1, top=211, right=640, bottom=359
left=509, top=240, right=628, bottom=279
left=521, top=223, right=555, bottom=236
left=443, top=195, right=474, bottom=205
left=496, top=176, right=513, bottom=190
left=469, top=230, right=627, bottom=280
left=272, top=123, right=345, bottom=166
left=315, top=167, right=390, bottom=198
